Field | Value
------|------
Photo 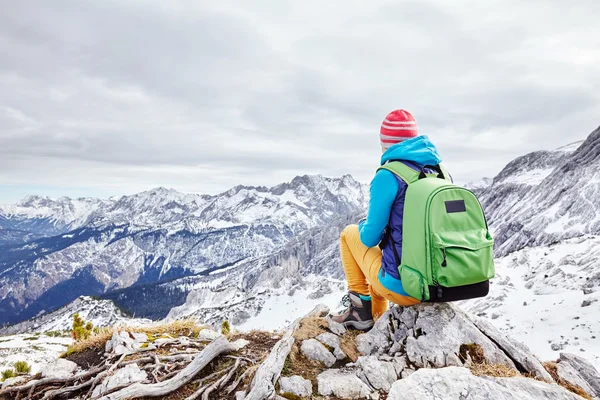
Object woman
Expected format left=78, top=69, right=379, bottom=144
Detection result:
left=330, top=109, right=445, bottom=330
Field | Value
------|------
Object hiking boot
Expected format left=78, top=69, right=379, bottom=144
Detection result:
left=330, top=291, right=374, bottom=331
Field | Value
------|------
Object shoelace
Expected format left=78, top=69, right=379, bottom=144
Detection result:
left=341, top=294, right=351, bottom=308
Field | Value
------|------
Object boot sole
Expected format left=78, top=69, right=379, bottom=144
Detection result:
left=342, top=320, right=374, bottom=331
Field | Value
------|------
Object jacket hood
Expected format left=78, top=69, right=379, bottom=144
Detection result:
left=380, top=135, right=442, bottom=166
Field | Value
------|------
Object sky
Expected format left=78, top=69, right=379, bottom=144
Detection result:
left=1, top=0, right=599, bottom=204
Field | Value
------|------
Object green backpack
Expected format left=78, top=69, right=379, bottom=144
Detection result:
left=378, top=162, right=495, bottom=302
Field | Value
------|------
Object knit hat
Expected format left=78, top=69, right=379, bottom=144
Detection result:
left=380, top=109, right=419, bottom=147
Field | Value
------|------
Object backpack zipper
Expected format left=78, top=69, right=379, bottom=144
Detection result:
left=441, top=248, right=447, bottom=267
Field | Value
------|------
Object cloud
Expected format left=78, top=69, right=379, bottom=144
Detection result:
left=0, top=0, right=599, bottom=202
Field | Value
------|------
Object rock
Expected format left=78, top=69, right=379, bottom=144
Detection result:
left=492, top=313, right=501, bottom=320
left=197, top=329, right=222, bottom=341
left=1, top=376, right=27, bottom=389
left=356, top=309, right=396, bottom=356
left=559, top=353, right=600, bottom=397
left=92, top=364, right=147, bottom=397
left=525, top=281, right=535, bottom=289
left=130, top=332, right=148, bottom=342
left=41, top=359, right=78, bottom=379
left=583, top=288, right=594, bottom=295
left=581, top=300, right=593, bottom=307
left=401, top=368, right=415, bottom=379
left=105, top=331, right=147, bottom=355
left=555, top=361, right=597, bottom=398
left=388, top=367, right=582, bottom=400
left=358, top=304, right=552, bottom=382
left=231, top=310, right=252, bottom=325
left=467, top=314, right=553, bottom=382
left=232, top=339, right=250, bottom=351
left=392, top=356, right=408, bottom=376
left=235, top=391, right=246, bottom=400
left=317, top=333, right=346, bottom=360
left=356, top=356, right=398, bottom=391
left=552, top=343, right=563, bottom=351
left=402, top=304, right=514, bottom=368
left=317, top=369, right=372, bottom=399
left=279, top=375, right=312, bottom=398
left=301, top=339, right=336, bottom=367
left=327, top=317, right=347, bottom=336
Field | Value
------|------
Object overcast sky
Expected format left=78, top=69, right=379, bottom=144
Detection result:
left=1, top=0, right=599, bottom=203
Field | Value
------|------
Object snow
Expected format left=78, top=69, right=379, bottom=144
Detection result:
left=462, top=236, right=600, bottom=370
left=0, top=334, right=72, bottom=374
left=279, top=190, right=308, bottom=209
left=239, top=282, right=346, bottom=332
left=509, top=168, right=554, bottom=185
left=557, top=140, right=584, bottom=153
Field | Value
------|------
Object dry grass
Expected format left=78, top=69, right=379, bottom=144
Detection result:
left=543, top=362, right=592, bottom=400
left=62, top=319, right=205, bottom=357
left=470, top=362, right=519, bottom=378
left=339, top=329, right=361, bottom=363
left=459, top=343, right=519, bottom=379
left=293, top=316, right=329, bottom=342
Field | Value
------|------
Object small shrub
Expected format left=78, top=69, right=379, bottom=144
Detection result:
left=221, top=320, right=231, bottom=336
left=14, top=361, right=31, bottom=374
left=1, top=369, right=15, bottom=381
left=44, top=331, right=64, bottom=337
left=23, top=336, right=38, bottom=341
left=71, top=313, right=94, bottom=341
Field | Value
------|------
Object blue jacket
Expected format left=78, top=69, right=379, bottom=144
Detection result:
left=358, top=136, right=443, bottom=294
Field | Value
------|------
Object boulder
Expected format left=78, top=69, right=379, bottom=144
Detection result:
left=356, top=356, right=398, bottom=392
left=558, top=353, right=600, bottom=398
left=317, top=369, right=372, bottom=399
left=301, top=339, right=336, bottom=367
left=317, top=333, right=346, bottom=360
left=388, top=367, right=582, bottom=400
left=279, top=375, right=312, bottom=398
left=105, top=331, right=147, bottom=355
left=327, top=317, right=347, bottom=336
left=359, top=303, right=551, bottom=381
left=1, top=376, right=27, bottom=389
left=92, top=364, right=148, bottom=397
left=41, top=359, right=78, bottom=379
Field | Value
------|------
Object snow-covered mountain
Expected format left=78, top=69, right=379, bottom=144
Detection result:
left=476, top=132, right=599, bottom=256
left=0, top=175, right=368, bottom=326
left=0, top=296, right=150, bottom=335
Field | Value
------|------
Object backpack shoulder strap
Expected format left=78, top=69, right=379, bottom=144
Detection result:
left=377, top=161, right=420, bottom=185
left=377, top=161, right=453, bottom=185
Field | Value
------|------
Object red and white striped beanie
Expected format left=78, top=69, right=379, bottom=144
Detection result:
left=380, top=109, right=419, bottom=147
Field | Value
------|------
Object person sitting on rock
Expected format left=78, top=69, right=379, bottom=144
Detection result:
left=331, top=109, right=446, bottom=330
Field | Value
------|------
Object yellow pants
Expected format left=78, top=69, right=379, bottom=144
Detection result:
left=340, top=224, right=420, bottom=319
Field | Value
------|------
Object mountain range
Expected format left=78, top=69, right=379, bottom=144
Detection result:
left=1, top=125, right=600, bottom=369
left=0, top=175, right=367, bottom=325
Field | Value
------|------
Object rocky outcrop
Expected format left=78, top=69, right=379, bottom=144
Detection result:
left=279, top=376, right=312, bottom=398
left=557, top=353, right=600, bottom=398
left=41, top=359, right=79, bottom=379
left=388, top=367, right=583, bottom=400
left=357, top=303, right=551, bottom=381
left=2, top=303, right=599, bottom=400
left=301, top=339, right=336, bottom=367
left=105, top=331, right=149, bottom=355
left=317, top=369, right=372, bottom=399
